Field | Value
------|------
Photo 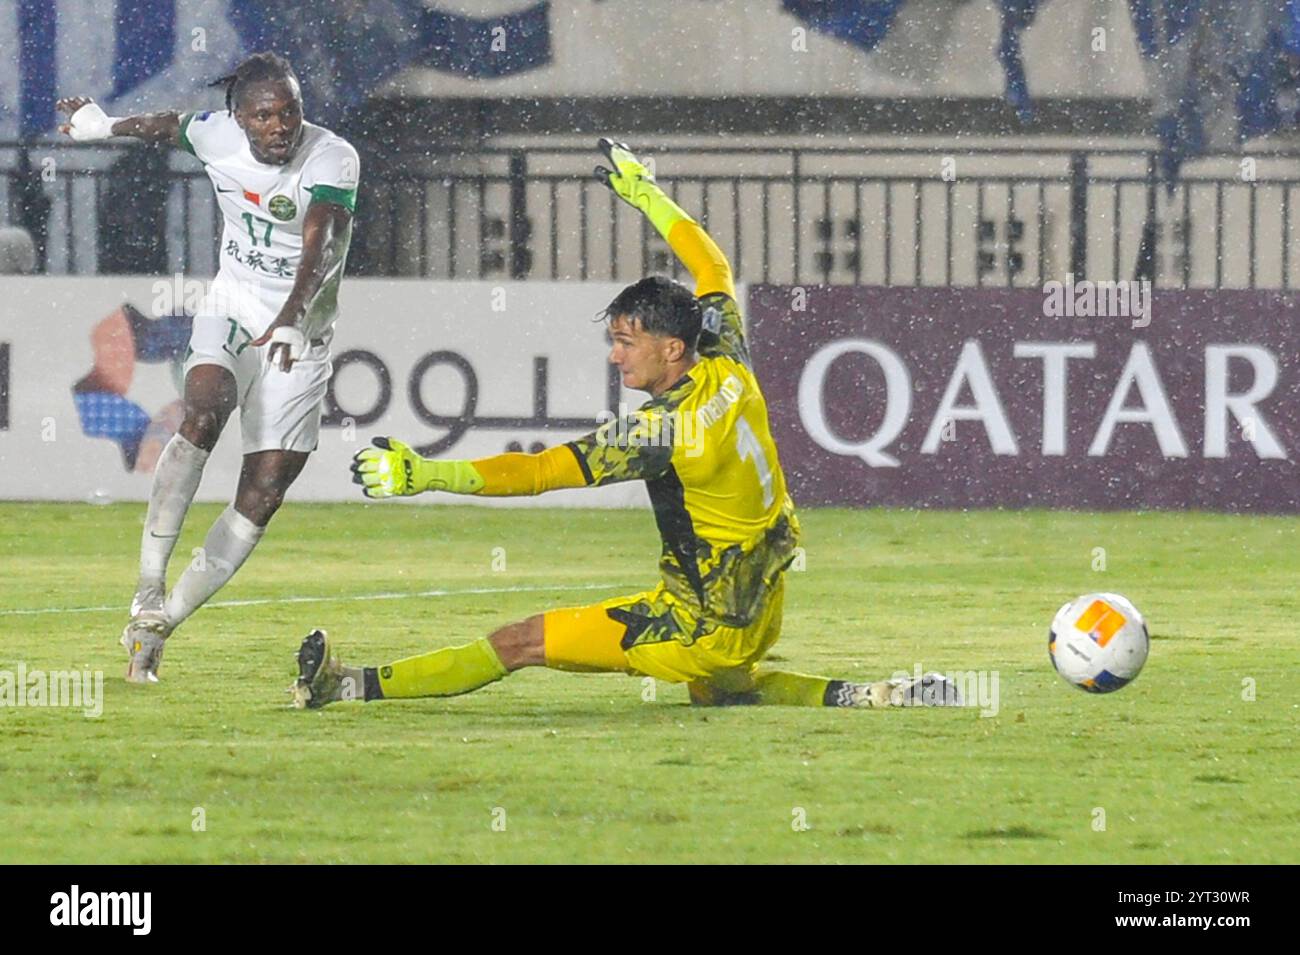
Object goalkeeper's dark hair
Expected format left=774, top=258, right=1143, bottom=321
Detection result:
left=600, top=276, right=702, bottom=351
left=209, top=52, right=299, bottom=114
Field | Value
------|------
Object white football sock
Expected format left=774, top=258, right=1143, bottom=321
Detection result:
left=164, top=505, right=265, bottom=627
left=137, top=434, right=209, bottom=601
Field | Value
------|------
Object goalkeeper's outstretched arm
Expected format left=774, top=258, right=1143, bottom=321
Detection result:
left=354, top=141, right=740, bottom=502
left=351, top=438, right=587, bottom=500
left=596, top=139, right=735, bottom=301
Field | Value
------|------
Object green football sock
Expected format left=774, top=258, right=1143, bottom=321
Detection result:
left=368, top=638, right=508, bottom=700
left=752, top=670, right=834, bottom=707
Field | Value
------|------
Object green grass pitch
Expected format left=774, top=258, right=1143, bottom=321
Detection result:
left=1, top=501, right=1296, bottom=864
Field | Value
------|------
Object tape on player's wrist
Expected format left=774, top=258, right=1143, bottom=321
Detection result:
left=68, top=103, right=123, bottom=142
left=269, top=325, right=306, bottom=361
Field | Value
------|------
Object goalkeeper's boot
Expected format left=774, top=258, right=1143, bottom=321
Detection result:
left=291, top=629, right=345, bottom=710
left=122, top=586, right=172, bottom=683
left=836, top=672, right=964, bottom=708
left=883, top=671, right=964, bottom=707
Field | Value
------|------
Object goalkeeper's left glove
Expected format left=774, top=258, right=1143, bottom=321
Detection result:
left=594, top=138, right=689, bottom=238
left=350, top=437, right=485, bottom=499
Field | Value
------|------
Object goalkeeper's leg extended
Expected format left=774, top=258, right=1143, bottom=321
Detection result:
left=291, top=582, right=961, bottom=709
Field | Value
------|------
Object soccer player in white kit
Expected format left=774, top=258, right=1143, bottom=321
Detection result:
left=57, top=53, right=359, bottom=683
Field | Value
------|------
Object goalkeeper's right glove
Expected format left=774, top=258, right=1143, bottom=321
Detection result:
left=594, top=138, right=689, bottom=238
left=350, top=437, right=485, bottom=499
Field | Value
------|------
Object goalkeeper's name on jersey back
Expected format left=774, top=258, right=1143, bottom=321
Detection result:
left=595, top=372, right=745, bottom=459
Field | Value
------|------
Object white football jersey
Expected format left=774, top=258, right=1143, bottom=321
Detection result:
left=180, top=109, right=359, bottom=342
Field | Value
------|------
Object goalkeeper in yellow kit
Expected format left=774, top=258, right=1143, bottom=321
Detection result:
left=291, top=140, right=961, bottom=711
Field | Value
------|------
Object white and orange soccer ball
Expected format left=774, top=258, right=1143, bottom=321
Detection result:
left=1049, top=593, right=1150, bottom=693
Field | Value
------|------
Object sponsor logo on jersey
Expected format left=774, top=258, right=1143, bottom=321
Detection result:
left=243, top=190, right=261, bottom=205
left=268, top=195, right=297, bottom=221
left=702, top=305, right=722, bottom=335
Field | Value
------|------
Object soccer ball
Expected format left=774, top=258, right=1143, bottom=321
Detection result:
left=1049, top=592, right=1149, bottom=693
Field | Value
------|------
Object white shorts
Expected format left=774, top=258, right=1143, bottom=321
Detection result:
left=184, top=314, right=332, bottom=454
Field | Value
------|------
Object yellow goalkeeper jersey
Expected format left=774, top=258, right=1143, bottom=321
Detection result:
left=566, top=291, right=801, bottom=628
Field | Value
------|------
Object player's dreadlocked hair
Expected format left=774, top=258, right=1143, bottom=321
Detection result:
left=600, top=276, right=703, bottom=350
left=209, top=52, right=299, bottom=113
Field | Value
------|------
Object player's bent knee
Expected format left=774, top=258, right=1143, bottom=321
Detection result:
left=180, top=406, right=231, bottom=451
left=234, top=484, right=286, bottom=526
left=488, top=615, right=545, bottom=671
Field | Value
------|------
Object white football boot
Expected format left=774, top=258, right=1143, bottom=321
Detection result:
left=833, top=672, right=964, bottom=708
left=884, top=671, right=964, bottom=707
left=122, top=587, right=173, bottom=684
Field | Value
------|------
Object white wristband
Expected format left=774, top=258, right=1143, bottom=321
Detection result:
left=66, top=103, right=122, bottom=142
left=269, top=325, right=306, bottom=362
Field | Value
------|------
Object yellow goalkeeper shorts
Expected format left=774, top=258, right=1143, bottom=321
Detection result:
left=542, top=579, right=785, bottom=689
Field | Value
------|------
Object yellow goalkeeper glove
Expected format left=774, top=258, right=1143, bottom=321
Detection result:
left=594, top=138, right=689, bottom=239
left=350, top=437, right=485, bottom=499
